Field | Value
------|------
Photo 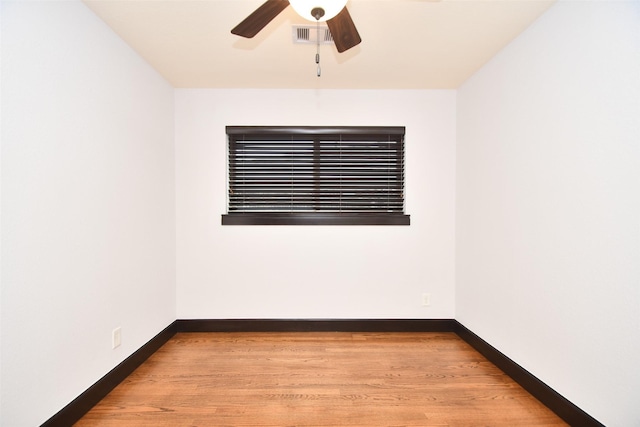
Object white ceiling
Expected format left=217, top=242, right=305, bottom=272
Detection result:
left=83, top=0, right=555, bottom=89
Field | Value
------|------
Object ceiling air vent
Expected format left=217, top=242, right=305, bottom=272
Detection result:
left=292, top=25, right=334, bottom=45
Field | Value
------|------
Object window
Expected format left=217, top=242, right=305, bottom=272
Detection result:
left=222, top=126, right=410, bottom=225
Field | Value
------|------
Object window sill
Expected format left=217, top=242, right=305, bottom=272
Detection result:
left=221, top=213, right=410, bottom=226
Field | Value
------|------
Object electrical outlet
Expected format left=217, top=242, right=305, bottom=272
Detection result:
left=112, top=327, right=122, bottom=349
left=422, top=293, right=431, bottom=307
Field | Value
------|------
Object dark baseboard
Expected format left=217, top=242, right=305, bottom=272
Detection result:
left=40, top=321, right=177, bottom=427
left=40, top=318, right=603, bottom=427
left=454, top=321, right=604, bottom=427
left=176, top=318, right=456, bottom=333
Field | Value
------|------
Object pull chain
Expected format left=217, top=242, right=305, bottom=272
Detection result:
left=311, top=7, right=325, bottom=77
left=316, top=20, right=321, bottom=77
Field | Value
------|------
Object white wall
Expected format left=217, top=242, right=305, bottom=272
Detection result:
left=1, top=2, right=176, bottom=426
left=456, top=1, right=640, bottom=426
left=175, top=89, right=456, bottom=319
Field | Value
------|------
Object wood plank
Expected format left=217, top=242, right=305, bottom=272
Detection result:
left=75, top=332, right=567, bottom=426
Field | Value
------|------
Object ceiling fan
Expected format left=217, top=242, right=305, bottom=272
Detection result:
left=231, top=0, right=361, bottom=53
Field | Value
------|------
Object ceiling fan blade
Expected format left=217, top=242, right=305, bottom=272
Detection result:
left=326, top=7, right=362, bottom=53
left=231, top=0, right=290, bottom=38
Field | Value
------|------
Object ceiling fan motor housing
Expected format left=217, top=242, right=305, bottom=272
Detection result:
left=289, top=0, right=348, bottom=22
left=311, top=7, right=325, bottom=20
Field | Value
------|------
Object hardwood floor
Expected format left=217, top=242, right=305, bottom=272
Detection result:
left=75, top=332, right=567, bottom=426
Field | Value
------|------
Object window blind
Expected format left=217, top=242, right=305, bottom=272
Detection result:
left=223, top=126, right=409, bottom=225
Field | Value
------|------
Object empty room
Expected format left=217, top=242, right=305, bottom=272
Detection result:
left=1, top=0, right=638, bottom=426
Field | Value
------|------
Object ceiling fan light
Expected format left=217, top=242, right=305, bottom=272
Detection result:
left=289, top=0, right=348, bottom=22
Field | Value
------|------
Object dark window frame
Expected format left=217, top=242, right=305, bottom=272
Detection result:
left=222, top=126, right=410, bottom=226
